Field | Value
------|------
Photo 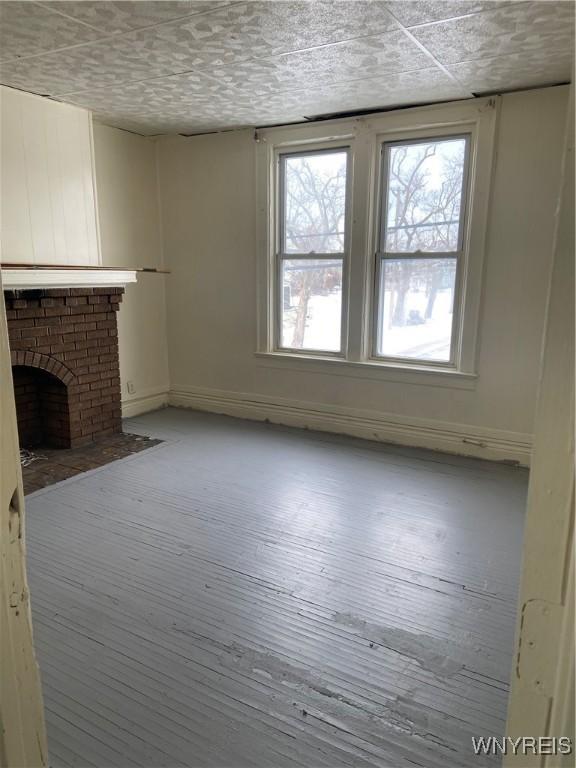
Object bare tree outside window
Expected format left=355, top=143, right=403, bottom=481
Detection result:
left=280, top=150, right=347, bottom=351
left=385, top=139, right=465, bottom=252
left=377, top=137, right=467, bottom=362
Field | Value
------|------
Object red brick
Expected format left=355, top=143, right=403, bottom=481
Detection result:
left=43, top=306, right=69, bottom=317
left=41, top=317, right=64, bottom=327
left=63, top=349, right=88, bottom=361
left=20, top=326, right=49, bottom=339
left=98, top=352, right=119, bottom=363
left=69, top=304, right=95, bottom=315
left=9, top=318, right=36, bottom=329
left=15, top=308, right=44, bottom=319
left=62, top=331, right=87, bottom=343
left=11, top=338, right=37, bottom=350
left=86, top=329, right=109, bottom=340
left=69, top=287, right=94, bottom=296
left=74, top=321, right=97, bottom=332
left=78, top=372, right=101, bottom=384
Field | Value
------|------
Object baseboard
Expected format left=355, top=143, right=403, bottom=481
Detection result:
left=122, top=388, right=169, bottom=419
left=168, top=385, right=532, bottom=466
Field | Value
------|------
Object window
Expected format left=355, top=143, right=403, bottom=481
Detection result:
left=277, top=148, right=348, bottom=353
left=375, top=136, right=469, bottom=364
left=257, top=99, right=496, bottom=380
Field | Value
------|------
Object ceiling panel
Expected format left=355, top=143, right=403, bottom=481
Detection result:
left=0, top=31, right=226, bottom=96
left=386, top=0, right=496, bottom=27
left=207, top=31, right=434, bottom=95
left=447, top=47, right=574, bottom=92
left=66, top=71, right=232, bottom=116
left=410, top=1, right=575, bottom=65
left=0, top=0, right=572, bottom=135
left=287, top=67, right=471, bottom=116
left=0, top=1, right=103, bottom=62
left=40, top=1, right=231, bottom=35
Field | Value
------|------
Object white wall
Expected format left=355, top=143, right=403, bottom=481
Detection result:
left=0, top=86, right=99, bottom=265
left=92, top=123, right=169, bottom=416
left=157, top=86, right=569, bottom=464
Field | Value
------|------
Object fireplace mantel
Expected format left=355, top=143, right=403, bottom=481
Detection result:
left=1, top=268, right=138, bottom=291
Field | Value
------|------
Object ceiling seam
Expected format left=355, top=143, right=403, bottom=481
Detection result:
left=398, top=0, right=517, bottom=31
left=33, top=1, right=107, bottom=34
left=395, top=25, right=470, bottom=93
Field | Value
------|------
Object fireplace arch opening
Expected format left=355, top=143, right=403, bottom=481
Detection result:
left=13, top=365, right=72, bottom=449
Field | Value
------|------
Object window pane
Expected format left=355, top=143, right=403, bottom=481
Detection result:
left=384, top=138, right=466, bottom=253
left=283, top=151, right=347, bottom=254
left=377, top=258, right=457, bottom=362
left=281, top=259, right=342, bottom=351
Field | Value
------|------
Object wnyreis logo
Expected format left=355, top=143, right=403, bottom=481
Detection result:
left=472, top=737, right=573, bottom=756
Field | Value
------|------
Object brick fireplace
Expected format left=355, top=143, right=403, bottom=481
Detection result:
left=5, top=286, right=124, bottom=449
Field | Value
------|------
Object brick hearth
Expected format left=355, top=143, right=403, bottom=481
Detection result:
left=5, top=287, right=124, bottom=448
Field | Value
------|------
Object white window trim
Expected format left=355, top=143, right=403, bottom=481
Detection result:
left=255, top=97, right=498, bottom=386
left=372, top=128, right=471, bottom=368
left=274, top=141, right=352, bottom=357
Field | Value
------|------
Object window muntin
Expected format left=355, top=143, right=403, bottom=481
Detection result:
left=277, top=148, right=349, bottom=354
left=375, top=135, right=469, bottom=365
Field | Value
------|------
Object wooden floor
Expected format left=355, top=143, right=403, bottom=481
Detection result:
left=25, top=407, right=527, bottom=768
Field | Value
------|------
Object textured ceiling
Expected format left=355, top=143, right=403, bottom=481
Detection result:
left=0, top=0, right=573, bottom=136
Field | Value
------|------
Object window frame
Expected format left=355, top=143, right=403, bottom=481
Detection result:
left=274, top=142, right=352, bottom=357
left=372, top=130, right=472, bottom=369
left=255, top=98, right=498, bottom=385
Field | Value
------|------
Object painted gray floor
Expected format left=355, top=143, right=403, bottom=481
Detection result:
left=25, top=407, right=528, bottom=768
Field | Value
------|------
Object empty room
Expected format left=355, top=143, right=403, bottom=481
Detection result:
left=0, top=1, right=574, bottom=767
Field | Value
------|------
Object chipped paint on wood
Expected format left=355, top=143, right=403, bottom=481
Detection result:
left=0, top=276, right=48, bottom=767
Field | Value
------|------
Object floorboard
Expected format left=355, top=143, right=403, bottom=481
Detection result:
left=25, top=407, right=527, bottom=768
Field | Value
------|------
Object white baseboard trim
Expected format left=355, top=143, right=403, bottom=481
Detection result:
left=122, top=389, right=169, bottom=419
left=168, top=385, right=532, bottom=466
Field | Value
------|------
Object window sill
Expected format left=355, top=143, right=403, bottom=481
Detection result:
left=254, top=351, right=477, bottom=390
